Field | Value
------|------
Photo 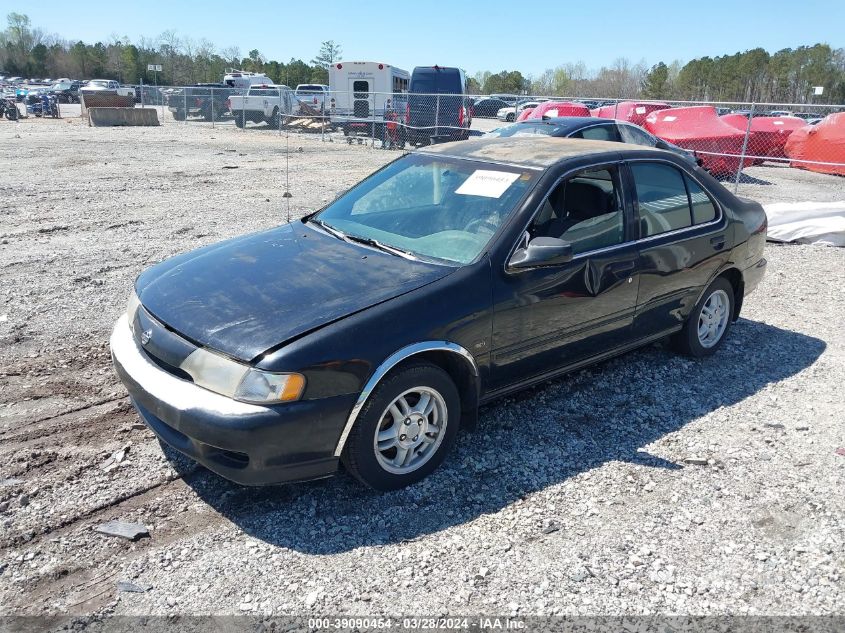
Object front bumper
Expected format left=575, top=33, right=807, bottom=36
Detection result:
left=110, top=314, right=356, bottom=485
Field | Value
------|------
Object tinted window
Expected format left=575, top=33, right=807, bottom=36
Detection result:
left=251, top=89, right=280, bottom=96
left=353, top=81, right=369, bottom=98
left=410, top=68, right=462, bottom=94
left=528, top=167, right=624, bottom=255
left=618, top=124, right=658, bottom=147
left=631, top=163, right=691, bottom=237
left=686, top=176, right=717, bottom=224
left=570, top=124, right=621, bottom=142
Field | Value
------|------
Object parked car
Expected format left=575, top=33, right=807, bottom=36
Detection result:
left=111, top=136, right=768, bottom=490
left=227, top=84, right=296, bottom=128
left=406, top=65, right=472, bottom=145
left=471, top=97, right=512, bottom=118
left=497, top=101, right=540, bottom=122
left=486, top=117, right=702, bottom=167
left=167, top=83, right=235, bottom=121
left=49, top=80, right=81, bottom=103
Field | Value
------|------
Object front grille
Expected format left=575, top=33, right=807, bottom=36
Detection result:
left=142, top=347, right=194, bottom=383
left=133, top=305, right=198, bottom=383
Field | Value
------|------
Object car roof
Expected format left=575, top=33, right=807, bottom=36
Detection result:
left=418, top=135, right=654, bottom=169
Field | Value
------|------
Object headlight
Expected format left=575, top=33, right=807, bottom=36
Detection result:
left=180, top=347, right=304, bottom=404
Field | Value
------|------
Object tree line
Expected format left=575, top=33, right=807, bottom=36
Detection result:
left=2, top=12, right=843, bottom=104
left=470, top=46, right=844, bottom=104
left=0, top=13, right=340, bottom=88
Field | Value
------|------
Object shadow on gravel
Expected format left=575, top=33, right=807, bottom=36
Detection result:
left=178, top=318, right=825, bottom=554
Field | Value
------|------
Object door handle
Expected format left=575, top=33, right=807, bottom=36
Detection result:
left=710, top=236, right=726, bottom=250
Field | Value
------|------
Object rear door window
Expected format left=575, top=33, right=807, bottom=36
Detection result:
left=685, top=176, right=717, bottom=224
left=630, top=163, right=692, bottom=237
left=353, top=81, right=369, bottom=98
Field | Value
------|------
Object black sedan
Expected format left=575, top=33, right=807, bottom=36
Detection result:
left=487, top=116, right=701, bottom=166
left=472, top=97, right=512, bottom=118
left=111, top=137, right=767, bottom=491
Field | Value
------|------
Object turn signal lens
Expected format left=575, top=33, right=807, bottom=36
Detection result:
left=234, top=370, right=305, bottom=404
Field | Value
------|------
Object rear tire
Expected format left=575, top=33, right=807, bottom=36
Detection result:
left=342, top=362, right=460, bottom=491
left=235, top=113, right=245, bottom=128
left=673, top=277, right=735, bottom=357
left=267, top=107, right=279, bottom=129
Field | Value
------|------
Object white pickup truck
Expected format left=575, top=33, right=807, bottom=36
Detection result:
left=227, top=84, right=297, bottom=128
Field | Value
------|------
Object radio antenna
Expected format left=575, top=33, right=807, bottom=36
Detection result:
left=282, top=121, right=291, bottom=223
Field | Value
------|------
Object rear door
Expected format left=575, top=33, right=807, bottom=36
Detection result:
left=626, top=159, right=731, bottom=338
left=349, top=78, right=371, bottom=119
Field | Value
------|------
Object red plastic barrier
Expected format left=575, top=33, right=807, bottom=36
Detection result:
left=594, top=101, right=671, bottom=126
left=526, top=101, right=591, bottom=120
left=645, top=106, right=754, bottom=176
left=720, top=114, right=805, bottom=161
left=784, top=112, right=845, bottom=176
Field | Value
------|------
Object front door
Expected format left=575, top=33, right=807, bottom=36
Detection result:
left=490, top=164, right=640, bottom=390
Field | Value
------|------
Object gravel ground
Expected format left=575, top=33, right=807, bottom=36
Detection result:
left=0, top=115, right=843, bottom=623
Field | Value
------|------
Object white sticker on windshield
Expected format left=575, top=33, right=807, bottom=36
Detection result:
left=455, top=170, right=520, bottom=198
left=635, top=106, right=647, bottom=114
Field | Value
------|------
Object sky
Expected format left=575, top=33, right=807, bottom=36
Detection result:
left=6, top=0, right=844, bottom=77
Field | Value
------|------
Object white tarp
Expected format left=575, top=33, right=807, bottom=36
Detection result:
left=764, top=201, right=845, bottom=247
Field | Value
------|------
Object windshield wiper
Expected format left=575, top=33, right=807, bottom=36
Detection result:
left=309, top=219, right=418, bottom=261
left=309, top=218, right=347, bottom=241
left=344, top=234, right=418, bottom=261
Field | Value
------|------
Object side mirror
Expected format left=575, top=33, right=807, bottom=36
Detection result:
left=508, top=237, right=573, bottom=270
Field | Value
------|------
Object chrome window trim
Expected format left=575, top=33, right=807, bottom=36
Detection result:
left=333, top=341, right=479, bottom=457
left=505, top=156, right=726, bottom=270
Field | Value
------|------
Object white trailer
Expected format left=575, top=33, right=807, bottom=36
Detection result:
left=223, top=70, right=274, bottom=90
left=328, top=61, right=409, bottom=136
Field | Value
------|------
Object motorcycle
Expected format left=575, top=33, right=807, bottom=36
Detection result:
left=25, top=93, right=59, bottom=118
left=0, top=97, right=19, bottom=120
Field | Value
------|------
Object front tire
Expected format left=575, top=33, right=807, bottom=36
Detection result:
left=342, top=362, right=460, bottom=491
left=673, top=277, right=735, bottom=357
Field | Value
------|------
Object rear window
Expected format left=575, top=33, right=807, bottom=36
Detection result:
left=410, top=69, right=462, bottom=94
left=297, top=85, right=324, bottom=94
left=250, top=89, right=280, bottom=96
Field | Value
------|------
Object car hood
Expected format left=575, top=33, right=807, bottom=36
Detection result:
left=136, top=223, right=453, bottom=362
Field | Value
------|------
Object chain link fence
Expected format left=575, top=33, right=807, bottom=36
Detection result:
left=56, top=86, right=845, bottom=205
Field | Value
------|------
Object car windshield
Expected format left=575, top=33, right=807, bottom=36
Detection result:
left=487, top=123, right=562, bottom=138
left=313, top=154, right=537, bottom=265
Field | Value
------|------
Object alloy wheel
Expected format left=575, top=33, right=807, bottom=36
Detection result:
left=373, top=387, right=448, bottom=475
left=697, top=289, right=730, bottom=348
